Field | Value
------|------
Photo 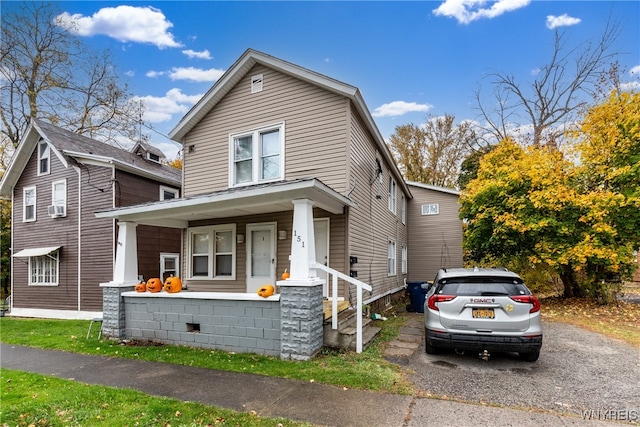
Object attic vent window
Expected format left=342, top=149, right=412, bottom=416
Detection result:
left=251, top=74, right=263, bottom=93
left=147, top=152, right=161, bottom=163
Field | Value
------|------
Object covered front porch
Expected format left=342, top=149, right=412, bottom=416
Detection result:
left=96, top=178, right=373, bottom=359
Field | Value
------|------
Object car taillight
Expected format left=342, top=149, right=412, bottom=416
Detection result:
left=427, top=294, right=456, bottom=311
left=510, top=295, right=541, bottom=313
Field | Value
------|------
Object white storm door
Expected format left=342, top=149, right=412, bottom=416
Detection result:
left=314, top=219, right=329, bottom=297
left=246, top=223, right=276, bottom=293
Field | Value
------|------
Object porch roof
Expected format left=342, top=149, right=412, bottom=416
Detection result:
left=95, top=178, right=355, bottom=228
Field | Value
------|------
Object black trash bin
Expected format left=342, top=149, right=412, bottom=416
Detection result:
left=406, top=281, right=429, bottom=313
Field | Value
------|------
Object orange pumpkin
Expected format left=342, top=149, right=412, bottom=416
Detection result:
left=146, top=278, right=163, bottom=293
left=135, top=282, right=147, bottom=292
left=164, top=276, right=182, bottom=293
left=257, top=285, right=275, bottom=298
left=281, top=269, right=290, bottom=280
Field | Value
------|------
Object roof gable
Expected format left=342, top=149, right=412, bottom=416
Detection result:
left=0, top=119, right=180, bottom=198
left=169, top=48, right=409, bottom=197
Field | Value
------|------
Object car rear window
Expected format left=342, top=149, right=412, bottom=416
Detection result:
left=437, top=278, right=529, bottom=296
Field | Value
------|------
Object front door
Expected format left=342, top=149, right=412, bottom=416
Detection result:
left=246, top=223, right=276, bottom=293
left=314, top=219, right=329, bottom=297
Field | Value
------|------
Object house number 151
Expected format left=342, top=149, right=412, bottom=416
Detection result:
left=293, top=230, right=305, bottom=248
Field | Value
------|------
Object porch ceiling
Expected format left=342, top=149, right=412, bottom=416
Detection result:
left=95, top=178, right=355, bottom=228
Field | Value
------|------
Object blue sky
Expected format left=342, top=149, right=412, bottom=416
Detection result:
left=9, top=1, right=640, bottom=159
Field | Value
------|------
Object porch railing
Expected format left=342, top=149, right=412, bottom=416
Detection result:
left=312, top=262, right=372, bottom=353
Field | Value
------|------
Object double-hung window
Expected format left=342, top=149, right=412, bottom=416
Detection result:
left=188, top=224, right=236, bottom=280
left=24, top=187, right=36, bottom=222
left=388, top=177, right=397, bottom=214
left=38, top=141, right=50, bottom=175
left=51, top=180, right=66, bottom=216
left=230, top=123, right=284, bottom=186
left=29, top=251, right=59, bottom=286
left=388, top=240, right=396, bottom=276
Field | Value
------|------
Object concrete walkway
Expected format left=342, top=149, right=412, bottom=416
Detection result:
left=0, top=317, right=620, bottom=427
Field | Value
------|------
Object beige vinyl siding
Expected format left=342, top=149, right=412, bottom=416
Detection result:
left=347, top=105, right=408, bottom=301
left=183, top=64, right=349, bottom=196
left=183, top=209, right=345, bottom=293
left=407, top=186, right=463, bottom=282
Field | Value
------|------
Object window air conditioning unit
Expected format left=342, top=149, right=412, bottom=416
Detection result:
left=47, top=205, right=65, bottom=217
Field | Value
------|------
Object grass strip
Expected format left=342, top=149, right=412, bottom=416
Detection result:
left=0, top=369, right=309, bottom=427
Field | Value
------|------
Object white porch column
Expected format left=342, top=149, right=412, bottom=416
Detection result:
left=277, top=198, right=324, bottom=360
left=288, top=198, right=317, bottom=280
left=113, top=221, right=139, bottom=285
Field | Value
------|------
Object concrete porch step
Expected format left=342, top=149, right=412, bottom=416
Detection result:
left=323, top=309, right=381, bottom=351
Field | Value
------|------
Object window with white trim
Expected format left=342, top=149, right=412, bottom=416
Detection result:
left=401, top=194, right=406, bottom=224
left=230, top=123, right=284, bottom=186
left=387, top=240, right=396, bottom=276
left=388, top=177, right=397, bottom=214
left=401, top=246, right=407, bottom=274
left=38, top=141, right=50, bottom=175
left=160, top=253, right=180, bottom=282
left=160, top=185, right=179, bottom=200
left=188, top=224, right=236, bottom=279
left=422, top=203, right=439, bottom=215
left=29, top=251, right=59, bottom=286
left=24, top=187, right=36, bottom=222
left=51, top=179, right=66, bottom=216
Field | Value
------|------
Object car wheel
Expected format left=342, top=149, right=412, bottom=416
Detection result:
left=425, top=328, right=439, bottom=354
left=520, top=350, right=540, bottom=362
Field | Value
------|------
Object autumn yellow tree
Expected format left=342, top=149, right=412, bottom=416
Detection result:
left=387, top=115, right=475, bottom=188
left=460, top=88, right=639, bottom=300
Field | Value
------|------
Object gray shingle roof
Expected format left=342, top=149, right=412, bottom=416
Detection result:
left=34, top=119, right=181, bottom=186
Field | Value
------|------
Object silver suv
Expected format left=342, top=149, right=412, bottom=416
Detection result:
left=424, top=268, right=542, bottom=361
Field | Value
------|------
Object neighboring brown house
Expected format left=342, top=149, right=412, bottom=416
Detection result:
left=0, top=119, right=182, bottom=319
left=406, top=181, right=463, bottom=282
left=97, top=49, right=412, bottom=310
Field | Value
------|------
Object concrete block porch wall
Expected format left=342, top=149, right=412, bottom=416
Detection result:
left=120, top=292, right=282, bottom=357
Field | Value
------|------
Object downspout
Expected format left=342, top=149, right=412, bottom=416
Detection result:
left=9, top=193, right=14, bottom=312
left=111, top=164, right=116, bottom=273
left=73, top=165, right=81, bottom=312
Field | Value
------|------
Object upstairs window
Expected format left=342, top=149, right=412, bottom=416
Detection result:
left=38, top=141, right=50, bottom=175
left=23, top=187, right=36, bottom=222
left=422, top=204, right=440, bottom=216
left=51, top=180, right=66, bottom=217
left=160, top=186, right=179, bottom=200
left=401, top=194, right=406, bottom=224
left=388, top=177, right=397, bottom=214
left=230, top=123, right=284, bottom=186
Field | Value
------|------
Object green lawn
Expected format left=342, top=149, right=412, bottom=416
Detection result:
left=0, top=369, right=310, bottom=427
left=0, top=314, right=414, bottom=395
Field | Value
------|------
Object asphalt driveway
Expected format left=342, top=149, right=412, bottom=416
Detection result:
left=406, top=320, right=640, bottom=421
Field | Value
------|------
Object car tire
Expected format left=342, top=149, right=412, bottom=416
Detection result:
left=520, top=350, right=540, bottom=362
left=425, top=328, right=439, bottom=354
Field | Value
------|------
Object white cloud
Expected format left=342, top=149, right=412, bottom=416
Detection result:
left=546, top=14, right=581, bottom=30
left=621, top=81, right=640, bottom=91
left=55, top=5, right=182, bottom=49
left=372, top=101, right=432, bottom=118
left=168, top=67, right=225, bottom=82
left=182, top=49, right=212, bottom=60
left=136, top=88, right=202, bottom=123
left=146, top=70, right=165, bottom=78
left=630, top=65, right=640, bottom=76
left=433, top=0, right=530, bottom=24
left=124, top=70, right=135, bottom=77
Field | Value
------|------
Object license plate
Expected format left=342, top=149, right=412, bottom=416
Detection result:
left=472, top=308, right=495, bottom=319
